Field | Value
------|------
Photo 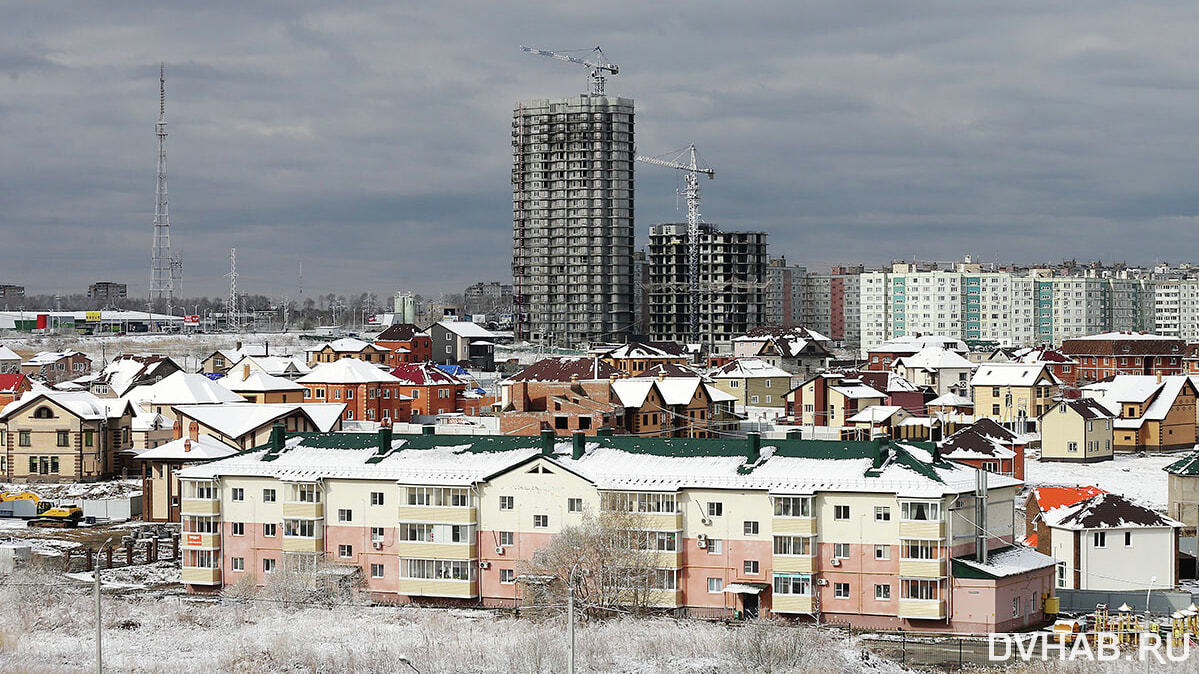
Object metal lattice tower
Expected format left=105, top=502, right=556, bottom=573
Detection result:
left=150, top=63, right=174, bottom=312
left=226, top=248, right=239, bottom=332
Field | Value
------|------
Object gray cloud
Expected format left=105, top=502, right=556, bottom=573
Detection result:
left=3, top=1, right=1199, bottom=299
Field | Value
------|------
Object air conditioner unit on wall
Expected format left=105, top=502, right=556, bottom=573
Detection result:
left=479, top=561, right=491, bottom=569
left=372, top=542, right=383, bottom=550
left=697, top=539, right=707, bottom=549
left=496, top=546, right=505, bottom=555
left=830, top=558, right=841, bottom=567
left=816, top=578, right=829, bottom=586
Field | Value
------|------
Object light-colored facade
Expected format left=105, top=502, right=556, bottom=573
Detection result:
left=178, top=430, right=1054, bottom=633
left=970, top=364, right=1061, bottom=427
left=1038, top=399, right=1114, bottom=463
left=0, top=392, right=134, bottom=482
left=512, top=95, right=634, bottom=347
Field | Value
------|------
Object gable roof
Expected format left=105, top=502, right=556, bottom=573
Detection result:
left=507, top=357, right=622, bottom=383
left=126, top=371, right=246, bottom=407
left=297, top=358, right=401, bottom=385
left=846, top=405, right=906, bottom=423
left=734, top=326, right=833, bottom=359
left=0, top=390, right=133, bottom=421
left=133, top=434, right=239, bottom=461
left=868, top=335, right=968, bottom=355
left=229, top=354, right=311, bottom=377
left=1030, top=485, right=1107, bottom=512
left=602, top=341, right=687, bottom=359
left=311, top=337, right=386, bottom=354
left=0, top=345, right=21, bottom=361
left=939, top=419, right=1018, bottom=460
left=95, top=355, right=181, bottom=396
left=1042, top=492, right=1182, bottom=530
left=829, top=379, right=887, bottom=400
left=219, top=369, right=306, bottom=393
left=970, top=364, right=1061, bottom=387
left=1055, top=397, right=1114, bottom=420
left=1081, top=375, right=1197, bottom=422
left=390, top=362, right=465, bottom=386
left=709, top=358, right=792, bottom=379
left=24, top=350, right=88, bottom=366
left=0, top=373, right=28, bottom=394
left=1060, top=332, right=1185, bottom=356
left=375, top=323, right=427, bottom=342
left=435, top=320, right=495, bottom=338
left=634, top=362, right=706, bottom=379
left=174, top=402, right=346, bottom=439
left=1165, top=448, right=1199, bottom=477
left=927, top=392, right=974, bottom=408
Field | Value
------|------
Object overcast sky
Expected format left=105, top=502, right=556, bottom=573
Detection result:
left=5, top=1, right=1199, bottom=299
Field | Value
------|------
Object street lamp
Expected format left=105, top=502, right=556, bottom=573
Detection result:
left=95, top=536, right=114, bottom=674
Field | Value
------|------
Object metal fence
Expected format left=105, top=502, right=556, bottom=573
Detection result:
left=860, top=633, right=1011, bottom=671
left=1055, top=589, right=1197, bottom=615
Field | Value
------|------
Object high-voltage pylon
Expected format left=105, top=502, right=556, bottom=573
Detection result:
left=636, top=145, right=715, bottom=343
left=226, top=248, right=239, bottom=333
left=150, top=62, right=176, bottom=313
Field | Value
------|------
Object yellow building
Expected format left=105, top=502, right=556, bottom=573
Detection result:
left=969, top=364, right=1061, bottom=428
left=219, top=365, right=307, bottom=404
left=0, top=391, right=134, bottom=482
left=1078, top=375, right=1198, bottom=452
left=1038, top=399, right=1114, bottom=463
left=708, top=358, right=794, bottom=410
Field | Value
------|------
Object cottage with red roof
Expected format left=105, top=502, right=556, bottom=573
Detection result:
left=0, top=373, right=31, bottom=406
left=390, top=363, right=468, bottom=417
left=1024, top=486, right=1108, bottom=550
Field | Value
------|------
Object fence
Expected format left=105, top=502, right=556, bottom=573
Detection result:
left=63, top=536, right=179, bottom=573
left=1056, top=588, right=1196, bottom=615
left=860, top=633, right=1009, bottom=671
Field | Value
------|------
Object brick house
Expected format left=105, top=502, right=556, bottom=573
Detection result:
left=390, top=363, right=467, bottom=417
left=1060, top=332, right=1185, bottom=385
left=937, top=418, right=1026, bottom=480
left=0, top=373, right=32, bottom=406
left=1079, top=375, right=1198, bottom=452
left=375, top=323, right=433, bottom=367
left=21, top=351, right=92, bottom=385
left=599, top=341, right=689, bottom=375
left=306, top=338, right=391, bottom=367
left=0, top=391, right=135, bottom=482
left=297, top=358, right=413, bottom=423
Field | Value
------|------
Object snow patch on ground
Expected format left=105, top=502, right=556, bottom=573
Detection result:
left=1024, top=450, right=1177, bottom=510
left=64, top=560, right=180, bottom=589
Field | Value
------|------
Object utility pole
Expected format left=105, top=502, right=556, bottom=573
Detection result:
left=95, top=536, right=113, bottom=674
left=568, top=582, right=575, bottom=674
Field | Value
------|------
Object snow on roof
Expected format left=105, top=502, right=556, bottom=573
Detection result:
left=131, top=411, right=173, bottom=432
left=134, top=435, right=238, bottom=461
left=437, top=320, right=495, bottom=338
left=1042, top=492, right=1182, bottom=530
left=1056, top=398, right=1114, bottom=420
left=24, top=351, right=87, bottom=366
left=847, top=405, right=905, bottom=423
left=390, top=362, right=464, bottom=386
left=1031, top=485, right=1108, bottom=512
left=895, top=347, right=975, bottom=371
left=955, top=545, right=1057, bottom=578
left=928, top=392, right=974, bottom=407
left=0, top=390, right=132, bottom=421
left=868, top=335, right=968, bottom=355
left=611, top=380, right=655, bottom=408
left=704, top=384, right=737, bottom=403
left=507, top=357, right=622, bottom=383
left=219, top=369, right=305, bottom=393
left=97, top=355, right=179, bottom=396
left=1165, top=448, right=1199, bottom=476
left=602, top=341, right=687, bottom=359
left=297, top=358, right=401, bottom=385
left=0, top=345, right=21, bottom=361
left=230, top=355, right=311, bottom=376
left=311, top=337, right=384, bottom=353
left=0, top=373, right=27, bottom=394
left=709, top=358, right=792, bottom=379
left=633, top=362, right=705, bottom=379
left=1082, top=375, right=1194, bottom=421
left=938, top=420, right=1018, bottom=460
left=126, top=371, right=246, bottom=406
left=830, top=380, right=887, bottom=400
left=1068, top=331, right=1178, bottom=341
left=174, top=402, right=346, bottom=438
left=970, top=364, right=1060, bottom=387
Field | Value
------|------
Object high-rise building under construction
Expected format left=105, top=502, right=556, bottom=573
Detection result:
left=511, top=95, right=634, bottom=347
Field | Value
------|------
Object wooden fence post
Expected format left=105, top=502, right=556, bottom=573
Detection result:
left=172, top=535, right=179, bottom=560
left=105, top=546, right=113, bottom=569
left=125, top=541, right=134, bottom=566
left=84, top=548, right=93, bottom=572
left=63, top=548, right=71, bottom=572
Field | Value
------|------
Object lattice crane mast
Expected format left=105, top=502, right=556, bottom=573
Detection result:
left=636, top=145, right=715, bottom=343
left=520, top=45, right=619, bottom=95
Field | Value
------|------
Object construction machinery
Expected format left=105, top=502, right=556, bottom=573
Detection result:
left=636, top=145, right=716, bottom=343
left=0, top=490, right=43, bottom=518
left=520, top=45, right=619, bottom=96
left=27, top=504, right=83, bottom=528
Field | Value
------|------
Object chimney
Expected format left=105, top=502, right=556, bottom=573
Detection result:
left=236, top=341, right=243, bottom=352
left=1157, top=372, right=1162, bottom=384
left=975, top=468, right=988, bottom=564
left=378, top=419, right=393, bottom=455
left=269, top=422, right=285, bottom=454
left=243, top=364, right=251, bottom=381
left=572, top=430, right=586, bottom=460
left=746, top=431, right=761, bottom=463
left=657, top=373, right=665, bottom=382
left=540, top=428, right=555, bottom=456
left=188, top=422, right=199, bottom=442
left=183, top=438, right=192, bottom=453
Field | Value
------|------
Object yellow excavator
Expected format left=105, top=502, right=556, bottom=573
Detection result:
left=0, top=490, right=83, bottom=526
left=27, top=503, right=84, bottom=528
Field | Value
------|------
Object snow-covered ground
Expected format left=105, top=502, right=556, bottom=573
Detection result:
left=0, top=479, right=141, bottom=502
left=1024, top=451, right=1179, bottom=510
left=0, top=331, right=309, bottom=370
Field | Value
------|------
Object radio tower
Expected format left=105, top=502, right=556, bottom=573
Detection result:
left=150, top=62, right=174, bottom=313
left=226, top=248, right=239, bottom=332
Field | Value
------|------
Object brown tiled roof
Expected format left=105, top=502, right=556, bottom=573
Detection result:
left=1060, top=335, right=1185, bottom=356
left=1063, top=398, right=1113, bottom=420
left=1045, top=493, right=1181, bottom=530
left=508, top=357, right=623, bottom=382
left=375, top=323, right=425, bottom=342
left=634, top=362, right=704, bottom=378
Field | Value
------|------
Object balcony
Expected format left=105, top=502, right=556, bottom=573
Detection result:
left=397, top=505, right=476, bottom=524
left=899, top=520, right=945, bottom=539
left=771, top=595, right=813, bottom=614
left=624, top=511, right=683, bottom=530
left=395, top=542, right=477, bottom=560
left=282, top=502, right=324, bottom=519
left=771, top=517, right=816, bottom=535
left=898, top=598, right=946, bottom=619
left=282, top=537, right=324, bottom=553
left=646, top=589, right=683, bottom=607
left=181, top=567, right=221, bottom=585
left=771, top=556, right=814, bottom=574
left=396, top=578, right=476, bottom=598
left=899, top=559, right=946, bottom=578
left=180, top=498, right=219, bottom=516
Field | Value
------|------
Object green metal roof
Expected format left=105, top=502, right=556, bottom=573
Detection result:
left=1164, top=449, right=1199, bottom=476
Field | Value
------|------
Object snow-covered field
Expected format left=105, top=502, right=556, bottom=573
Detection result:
left=1024, top=451, right=1179, bottom=510
left=0, top=331, right=309, bottom=370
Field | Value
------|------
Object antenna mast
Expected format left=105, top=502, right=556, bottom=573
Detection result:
left=226, top=248, right=239, bottom=332
left=150, top=62, right=175, bottom=314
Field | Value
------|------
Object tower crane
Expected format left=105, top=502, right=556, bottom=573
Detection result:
left=636, top=145, right=715, bottom=343
left=520, top=45, right=619, bottom=95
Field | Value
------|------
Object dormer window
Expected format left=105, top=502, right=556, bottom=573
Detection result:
left=33, top=406, right=53, bottom=419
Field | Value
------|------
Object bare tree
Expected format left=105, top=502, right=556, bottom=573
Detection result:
left=518, top=508, right=666, bottom=619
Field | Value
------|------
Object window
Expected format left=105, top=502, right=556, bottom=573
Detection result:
left=56, top=430, right=69, bottom=447
left=407, top=487, right=470, bottom=507
left=338, top=544, right=353, bottom=559
left=231, top=488, right=244, bottom=502
left=567, top=498, right=583, bottom=513
left=773, top=535, right=813, bottom=556
left=833, top=543, right=850, bottom=559
left=83, top=430, right=93, bottom=447
left=1012, top=597, right=1021, bottom=617
left=903, top=579, right=939, bottom=600
left=772, top=573, right=810, bottom=596
left=875, top=584, right=891, bottom=600
left=874, top=544, right=889, bottom=560
left=1093, top=532, right=1106, bottom=548
left=902, top=540, right=938, bottom=560
left=707, top=577, right=723, bottom=593
left=773, top=496, right=811, bottom=517
left=901, top=502, right=940, bottom=521
left=500, top=569, right=515, bottom=584
left=293, top=484, right=321, bottom=503
left=338, top=508, right=353, bottom=523
left=263, top=558, right=276, bottom=574
left=1124, top=531, right=1131, bottom=547
left=500, top=495, right=514, bottom=510
left=533, top=514, right=548, bottom=528
left=707, top=502, right=723, bottom=517
left=231, top=557, right=244, bottom=572
left=263, top=488, right=276, bottom=503
left=371, top=564, right=384, bottom=579
left=1056, top=562, right=1066, bottom=588
left=1067, top=441, right=1078, bottom=453
left=370, top=491, right=385, bottom=506
left=231, top=522, right=245, bottom=536
left=834, top=583, right=850, bottom=599
left=33, top=407, right=53, bottom=419
left=743, top=520, right=759, bottom=535
left=743, top=560, right=760, bottom=575
left=402, top=559, right=475, bottom=581
left=284, top=519, right=317, bottom=538
left=18, top=431, right=30, bottom=447
left=498, top=531, right=514, bottom=546
left=982, top=461, right=1000, bottom=472
left=834, top=505, right=850, bottom=520
left=346, top=389, right=354, bottom=400
left=263, top=523, right=277, bottom=537
left=750, top=395, right=759, bottom=404
left=874, top=506, right=891, bottom=521
left=371, top=527, right=385, bottom=543
left=602, top=492, right=677, bottom=514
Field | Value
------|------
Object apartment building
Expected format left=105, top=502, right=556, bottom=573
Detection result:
left=647, top=224, right=767, bottom=349
left=765, top=257, right=807, bottom=328
left=178, top=428, right=1054, bottom=633
left=796, top=266, right=863, bottom=348
left=512, top=95, right=635, bottom=347
left=1059, top=332, right=1185, bottom=384
left=87, top=281, right=127, bottom=301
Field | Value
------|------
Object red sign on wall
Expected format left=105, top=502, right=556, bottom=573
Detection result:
left=184, top=315, right=200, bottom=325
left=186, top=533, right=202, bottom=545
